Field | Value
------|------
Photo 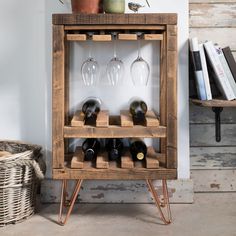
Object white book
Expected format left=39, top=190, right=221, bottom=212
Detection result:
left=189, top=38, right=207, bottom=100
left=199, top=43, right=212, bottom=100
left=216, top=46, right=236, bottom=97
left=204, top=41, right=235, bottom=100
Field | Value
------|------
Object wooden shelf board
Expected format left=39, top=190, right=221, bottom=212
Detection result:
left=64, top=125, right=166, bottom=138
left=53, top=166, right=177, bottom=180
left=191, top=99, right=236, bottom=107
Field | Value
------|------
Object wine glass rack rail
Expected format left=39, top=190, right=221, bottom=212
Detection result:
left=52, top=13, right=177, bottom=225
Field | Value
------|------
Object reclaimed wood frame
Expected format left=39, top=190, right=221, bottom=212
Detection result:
left=52, top=13, right=178, bottom=180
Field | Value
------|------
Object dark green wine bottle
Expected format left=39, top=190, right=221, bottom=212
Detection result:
left=82, top=139, right=100, bottom=161
left=106, top=139, right=124, bottom=161
left=130, top=138, right=147, bottom=161
left=82, top=98, right=101, bottom=125
left=129, top=100, right=148, bottom=124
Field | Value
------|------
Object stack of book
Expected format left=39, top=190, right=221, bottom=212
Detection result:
left=189, top=38, right=236, bottom=101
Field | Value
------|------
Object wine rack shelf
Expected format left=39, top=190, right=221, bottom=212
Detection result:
left=71, top=146, right=162, bottom=169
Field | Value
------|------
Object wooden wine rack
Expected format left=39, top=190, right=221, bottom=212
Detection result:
left=52, top=13, right=177, bottom=225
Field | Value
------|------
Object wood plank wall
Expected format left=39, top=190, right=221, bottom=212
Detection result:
left=189, top=0, right=236, bottom=192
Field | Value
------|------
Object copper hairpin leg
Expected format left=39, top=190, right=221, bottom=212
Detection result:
left=58, top=179, right=83, bottom=226
left=146, top=179, right=172, bottom=224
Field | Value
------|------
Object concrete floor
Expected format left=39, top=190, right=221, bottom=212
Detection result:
left=0, top=193, right=236, bottom=236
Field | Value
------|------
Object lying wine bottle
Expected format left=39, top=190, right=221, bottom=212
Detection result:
left=106, top=138, right=124, bottom=161
left=82, top=138, right=100, bottom=161
left=130, top=138, right=147, bottom=161
left=82, top=97, right=101, bottom=125
left=129, top=99, right=148, bottom=125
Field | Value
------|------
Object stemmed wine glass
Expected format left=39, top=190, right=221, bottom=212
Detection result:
left=130, top=34, right=150, bottom=86
left=81, top=33, right=100, bottom=86
left=106, top=32, right=124, bottom=86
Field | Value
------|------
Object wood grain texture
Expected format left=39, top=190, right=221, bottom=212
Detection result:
left=190, top=3, right=236, bottom=27
left=53, top=14, right=177, bottom=25
left=145, top=110, right=160, bottom=127
left=71, top=147, right=84, bottom=169
left=166, top=25, right=177, bottom=169
left=144, top=34, right=164, bottom=41
left=71, top=110, right=84, bottom=126
left=118, top=34, right=137, bottom=40
left=191, top=147, right=236, bottom=170
left=53, top=167, right=177, bottom=180
left=92, top=35, right=112, bottom=41
left=64, top=126, right=167, bottom=138
left=191, top=169, right=236, bottom=192
left=189, top=28, right=236, bottom=50
left=66, top=34, right=87, bottom=41
left=96, top=152, right=109, bottom=169
left=120, top=110, right=133, bottom=127
left=96, top=110, right=109, bottom=127
left=191, top=99, right=236, bottom=107
left=190, top=124, right=236, bottom=146
left=121, top=152, right=134, bottom=169
left=52, top=25, right=65, bottom=169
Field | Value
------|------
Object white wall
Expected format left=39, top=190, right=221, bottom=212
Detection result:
left=0, top=0, right=189, bottom=179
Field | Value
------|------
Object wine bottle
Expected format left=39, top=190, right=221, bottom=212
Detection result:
left=129, top=138, right=147, bottom=161
left=129, top=100, right=148, bottom=124
left=106, top=138, right=124, bottom=161
left=82, top=98, right=101, bottom=125
left=82, top=138, right=100, bottom=161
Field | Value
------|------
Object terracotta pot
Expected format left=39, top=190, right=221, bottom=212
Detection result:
left=71, top=0, right=103, bottom=14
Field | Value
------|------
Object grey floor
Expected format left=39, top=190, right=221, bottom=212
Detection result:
left=0, top=193, right=236, bottom=236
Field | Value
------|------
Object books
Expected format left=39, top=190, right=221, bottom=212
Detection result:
left=222, top=47, right=236, bottom=81
left=189, top=38, right=207, bottom=100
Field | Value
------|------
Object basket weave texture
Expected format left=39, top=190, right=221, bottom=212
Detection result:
left=0, top=140, right=45, bottom=227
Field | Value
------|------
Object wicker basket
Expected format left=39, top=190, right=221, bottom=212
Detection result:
left=0, top=140, right=45, bottom=227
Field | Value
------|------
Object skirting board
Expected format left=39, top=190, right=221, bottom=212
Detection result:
left=40, top=179, right=193, bottom=204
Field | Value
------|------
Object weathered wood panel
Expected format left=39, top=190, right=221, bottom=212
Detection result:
left=191, top=147, right=236, bottom=169
left=190, top=3, right=236, bottom=27
left=189, top=28, right=236, bottom=50
left=190, top=105, right=236, bottom=124
left=191, top=169, right=236, bottom=192
left=190, top=0, right=236, bottom=2
left=190, top=124, right=236, bottom=146
left=40, top=179, right=193, bottom=203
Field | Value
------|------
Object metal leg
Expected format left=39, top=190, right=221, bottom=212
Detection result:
left=58, top=179, right=83, bottom=226
left=146, top=179, right=172, bottom=225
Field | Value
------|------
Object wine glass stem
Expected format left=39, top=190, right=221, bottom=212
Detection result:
left=113, top=39, right=117, bottom=58
left=88, top=40, right=92, bottom=58
left=138, top=40, right=141, bottom=58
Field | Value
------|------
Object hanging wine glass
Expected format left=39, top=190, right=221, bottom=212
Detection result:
left=106, top=32, right=124, bottom=86
left=81, top=33, right=99, bottom=86
left=130, top=34, right=150, bottom=86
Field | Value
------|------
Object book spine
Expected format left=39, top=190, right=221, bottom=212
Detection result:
left=222, top=47, right=236, bottom=81
left=204, top=41, right=235, bottom=100
left=199, top=43, right=212, bottom=100
left=216, top=46, right=236, bottom=97
left=189, top=38, right=207, bottom=100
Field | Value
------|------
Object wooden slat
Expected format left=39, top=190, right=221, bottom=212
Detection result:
left=66, top=34, right=87, bottom=41
left=190, top=124, right=236, bottom=147
left=121, top=150, right=134, bottom=169
left=71, top=147, right=84, bottom=169
left=145, top=110, right=160, bottom=127
left=96, top=152, right=109, bottom=169
left=53, top=167, right=177, bottom=180
left=191, top=147, right=236, bottom=170
left=120, top=110, right=133, bottom=127
left=190, top=3, right=236, bottom=27
left=65, top=25, right=166, bottom=31
left=146, top=147, right=164, bottom=168
left=96, top=110, right=109, bottom=127
left=189, top=28, right=236, bottom=51
left=144, top=34, right=163, bottom=41
left=166, top=25, right=177, bottom=169
left=53, top=13, right=177, bottom=25
left=191, top=99, right=236, bottom=107
left=191, top=169, right=236, bottom=192
left=92, top=35, right=112, bottom=41
left=190, top=104, right=236, bottom=124
left=118, top=34, right=137, bottom=40
left=64, top=126, right=166, bottom=138
left=71, top=110, right=84, bottom=127
left=52, top=25, right=65, bottom=169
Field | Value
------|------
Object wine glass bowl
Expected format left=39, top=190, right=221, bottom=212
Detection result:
left=81, top=57, right=99, bottom=86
